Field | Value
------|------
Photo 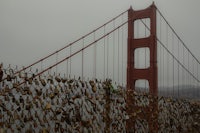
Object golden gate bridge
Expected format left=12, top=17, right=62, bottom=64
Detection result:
left=0, top=2, right=200, bottom=132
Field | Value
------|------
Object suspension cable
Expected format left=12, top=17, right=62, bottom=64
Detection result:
left=1, top=9, right=128, bottom=83
left=17, top=19, right=128, bottom=87
left=156, top=8, right=200, bottom=65
left=140, top=18, right=200, bottom=83
left=158, top=38, right=200, bottom=82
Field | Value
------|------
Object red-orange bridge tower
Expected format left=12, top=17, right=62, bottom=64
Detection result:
left=126, top=3, right=158, bottom=132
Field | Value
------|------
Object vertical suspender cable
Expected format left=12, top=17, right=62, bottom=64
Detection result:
left=162, top=20, right=165, bottom=93
left=192, top=58, right=193, bottom=86
left=188, top=51, right=190, bottom=88
left=166, top=22, right=169, bottom=96
left=48, top=67, right=51, bottom=77
left=41, top=60, right=43, bottom=72
left=195, top=59, right=197, bottom=98
left=192, top=56, right=194, bottom=97
left=121, top=15, right=124, bottom=86
left=172, top=32, right=175, bottom=98
left=195, top=59, right=198, bottom=98
left=189, top=54, right=191, bottom=90
left=177, top=39, right=180, bottom=98
left=70, top=44, right=72, bottom=78
left=82, top=38, right=84, bottom=80
left=182, top=44, right=185, bottom=96
left=56, top=52, right=58, bottom=75
left=161, top=17, right=165, bottom=93
left=117, top=28, right=120, bottom=84
left=107, top=34, right=109, bottom=79
left=162, top=43, right=165, bottom=94
left=66, top=48, right=68, bottom=77
left=104, top=26, right=106, bottom=81
left=193, top=58, right=195, bottom=81
left=197, top=62, right=199, bottom=97
left=113, top=20, right=115, bottom=82
left=93, top=32, right=96, bottom=79
left=197, top=62, right=199, bottom=84
left=193, top=58, right=196, bottom=98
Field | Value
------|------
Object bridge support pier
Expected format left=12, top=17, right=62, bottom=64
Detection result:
left=126, top=3, right=158, bottom=133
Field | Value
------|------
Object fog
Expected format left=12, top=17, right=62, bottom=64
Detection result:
left=0, top=0, right=200, bottom=66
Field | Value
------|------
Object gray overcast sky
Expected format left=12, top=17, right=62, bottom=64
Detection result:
left=0, top=0, right=200, bottom=67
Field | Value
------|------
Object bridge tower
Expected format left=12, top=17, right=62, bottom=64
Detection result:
left=126, top=3, right=158, bottom=132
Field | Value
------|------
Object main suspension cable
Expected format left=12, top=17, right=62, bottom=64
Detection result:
left=1, top=9, right=128, bottom=82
